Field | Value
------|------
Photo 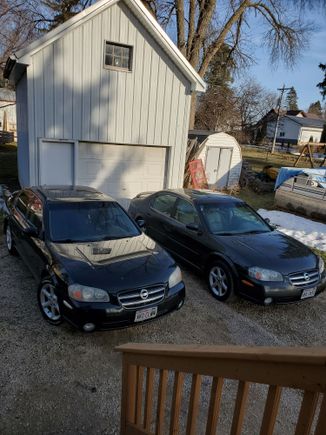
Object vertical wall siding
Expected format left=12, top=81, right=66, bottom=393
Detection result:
left=16, top=73, right=30, bottom=186
left=28, top=0, right=192, bottom=186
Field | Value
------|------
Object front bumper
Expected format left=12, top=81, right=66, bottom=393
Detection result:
left=238, top=272, right=326, bottom=304
left=60, top=282, right=185, bottom=330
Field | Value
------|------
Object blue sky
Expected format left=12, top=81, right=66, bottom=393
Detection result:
left=234, top=8, right=326, bottom=111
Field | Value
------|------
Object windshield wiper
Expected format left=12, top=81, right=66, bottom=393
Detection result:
left=241, top=230, right=270, bottom=234
left=214, top=232, right=235, bottom=236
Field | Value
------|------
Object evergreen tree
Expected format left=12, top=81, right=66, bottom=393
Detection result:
left=41, top=0, right=94, bottom=30
left=308, top=100, right=322, bottom=116
left=286, top=87, right=299, bottom=111
left=317, top=63, right=326, bottom=100
left=204, top=45, right=235, bottom=89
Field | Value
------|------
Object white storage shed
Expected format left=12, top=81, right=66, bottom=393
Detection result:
left=4, top=0, right=205, bottom=206
left=189, top=131, right=242, bottom=189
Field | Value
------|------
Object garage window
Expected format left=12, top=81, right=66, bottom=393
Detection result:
left=104, top=42, right=133, bottom=71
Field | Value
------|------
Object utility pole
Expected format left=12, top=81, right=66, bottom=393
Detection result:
left=271, top=84, right=291, bottom=153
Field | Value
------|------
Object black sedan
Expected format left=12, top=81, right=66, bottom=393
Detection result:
left=2, top=186, right=185, bottom=331
left=129, top=189, right=326, bottom=304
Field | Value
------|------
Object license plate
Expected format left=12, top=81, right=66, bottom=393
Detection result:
left=134, top=307, right=158, bottom=322
left=301, top=287, right=317, bottom=299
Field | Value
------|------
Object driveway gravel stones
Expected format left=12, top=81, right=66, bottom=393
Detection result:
left=0, top=239, right=325, bottom=434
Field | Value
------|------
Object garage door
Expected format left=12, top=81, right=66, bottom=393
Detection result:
left=39, top=141, right=74, bottom=185
left=78, top=143, right=166, bottom=205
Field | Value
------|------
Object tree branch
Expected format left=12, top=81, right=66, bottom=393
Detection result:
left=175, top=0, right=186, bottom=54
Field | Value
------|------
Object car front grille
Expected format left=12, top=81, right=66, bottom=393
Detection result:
left=118, top=285, right=166, bottom=309
left=288, top=269, right=320, bottom=287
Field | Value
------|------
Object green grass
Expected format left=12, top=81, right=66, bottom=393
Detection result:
left=236, top=186, right=275, bottom=211
left=241, top=147, right=314, bottom=173
left=0, top=143, right=19, bottom=190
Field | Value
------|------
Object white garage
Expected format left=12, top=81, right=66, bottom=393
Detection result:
left=5, top=0, right=206, bottom=202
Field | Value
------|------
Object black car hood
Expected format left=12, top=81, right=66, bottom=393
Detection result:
left=48, top=234, right=175, bottom=293
left=216, top=230, right=318, bottom=274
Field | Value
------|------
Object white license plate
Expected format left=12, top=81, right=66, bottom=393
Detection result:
left=301, top=287, right=317, bottom=300
left=134, top=307, right=158, bottom=322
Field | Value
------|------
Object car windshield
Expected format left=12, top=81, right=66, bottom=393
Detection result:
left=199, top=202, right=272, bottom=235
left=48, top=202, right=140, bottom=243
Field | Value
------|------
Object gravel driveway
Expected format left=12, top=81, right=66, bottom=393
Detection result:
left=1, top=238, right=325, bottom=434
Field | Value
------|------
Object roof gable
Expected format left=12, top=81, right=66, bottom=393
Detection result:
left=5, top=0, right=205, bottom=92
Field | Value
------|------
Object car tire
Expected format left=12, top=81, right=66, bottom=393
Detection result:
left=206, top=260, right=236, bottom=302
left=38, top=279, right=63, bottom=326
left=4, top=223, right=17, bottom=256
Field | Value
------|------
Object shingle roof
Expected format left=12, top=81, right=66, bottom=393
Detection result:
left=285, top=115, right=325, bottom=129
left=0, top=88, right=16, bottom=102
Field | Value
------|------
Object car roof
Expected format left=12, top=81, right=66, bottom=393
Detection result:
left=29, top=185, right=115, bottom=203
left=158, top=188, right=243, bottom=204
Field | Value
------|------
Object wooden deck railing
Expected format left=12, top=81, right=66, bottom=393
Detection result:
left=116, top=344, right=326, bottom=435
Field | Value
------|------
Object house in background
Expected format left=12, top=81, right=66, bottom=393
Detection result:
left=253, top=109, right=325, bottom=145
left=0, top=88, right=16, bottom=138
left=4, top=0, right=205, bottom=204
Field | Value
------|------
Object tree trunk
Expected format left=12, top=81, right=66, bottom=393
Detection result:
left=189, top=93, right=197, bottom=129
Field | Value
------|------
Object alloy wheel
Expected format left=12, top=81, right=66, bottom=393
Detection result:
left=209, top=266, right=229, bottom=297
left=40, top=283, right=61, bottom=321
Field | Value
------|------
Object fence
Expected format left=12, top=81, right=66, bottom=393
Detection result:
left=117, top=343, right=326, bottom=435
left=0, top=131, right=14, bottom=144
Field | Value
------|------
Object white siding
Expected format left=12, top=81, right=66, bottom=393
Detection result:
left=25, top=0, right=192, bottom=188
left=197, top=132, right=242, bottom=188
left=299, top=128, right=322, bottom=143
left=15, top=73, right=29, bottom=186
left=267, top=118, right=301, bottom=142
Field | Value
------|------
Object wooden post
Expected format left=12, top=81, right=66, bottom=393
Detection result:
left=230, top=381, right=249, bottom=435
left=186, top=374, right=202, bottom=435
left=260, top=385, right=282, bottom=435
left=205, top=377, right=224, bottom=435
left=120, top=359, right=137, bottom=435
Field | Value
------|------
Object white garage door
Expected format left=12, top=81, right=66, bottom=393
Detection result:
left=78, top=143, right=166, bottom=205
left=39, top=141, right=74, bottom=186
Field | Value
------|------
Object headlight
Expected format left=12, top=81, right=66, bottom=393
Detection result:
left=248, top=267, right=283, bottom=282
left=318, top=256, right=325, bottom=274
left=68, top=284, right=110, bottom=302
left=168, top=266, right=183, bottom=288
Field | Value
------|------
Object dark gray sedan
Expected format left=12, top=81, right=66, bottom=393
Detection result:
left=129, top=188, right=325, bottom=304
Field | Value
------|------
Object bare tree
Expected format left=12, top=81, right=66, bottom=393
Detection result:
left=196, top=77, right=277, bottom=139
left=0, top=0, right=96, bottom=81
left=235, top=79, right=278, bottom=130
left=144, top=0, right=312, bottom=127
left=0, top=0, right=38, bottom=81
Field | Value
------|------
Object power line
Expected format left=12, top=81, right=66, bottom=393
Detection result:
left=271, top=85, right=292, bottom=154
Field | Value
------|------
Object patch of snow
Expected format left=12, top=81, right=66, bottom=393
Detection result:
left=257, top=209, right=326, bottom=252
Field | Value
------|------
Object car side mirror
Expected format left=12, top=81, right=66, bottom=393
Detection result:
left=186, top=223, right=202, bottom=234
left=137, top=219, right=146, bottom=230
left=264, top=218, right=271, bottom=224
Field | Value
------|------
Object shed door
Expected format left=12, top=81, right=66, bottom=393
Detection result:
left=78, top=143, right=166, bottom=206
left=39, top=141, right=74, bottom=185
left=206, top=147, right=233, bottom=188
